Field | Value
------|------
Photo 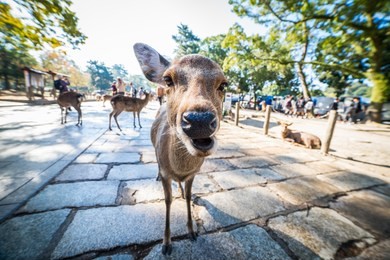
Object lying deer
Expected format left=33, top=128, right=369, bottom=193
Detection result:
left=57, top=91, right=84, bottom=126
left=102, top=94, right=112, bottom=107
left=278, top=121, right=321, bottom=149
left=108, top=93, right=151, bottom=130
left=134, top=43, right=227, bottom=255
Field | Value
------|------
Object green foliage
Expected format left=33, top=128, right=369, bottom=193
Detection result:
left=318, top=71, right=351, bottom=98
left=1, top=0, right=86, bottom=50
left=86, top=61, right=114, bottom=91
left=172, top=24, right=201, bottom=57
left=228, top=0, right=390, bottom=121
left=111, top=64, right=129, bottom=81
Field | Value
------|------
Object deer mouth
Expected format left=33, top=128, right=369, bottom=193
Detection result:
left=190, top=137, right=214, bottom=152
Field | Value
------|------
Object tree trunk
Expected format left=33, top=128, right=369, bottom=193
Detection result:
left=297, top=62, right=311, bottom=100
left=366, top=70, right=389, bottom=123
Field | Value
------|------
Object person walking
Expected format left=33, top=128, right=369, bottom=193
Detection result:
left=111, top=81, right=117, bottom=95
left=117, top=78, right=126, bottom=95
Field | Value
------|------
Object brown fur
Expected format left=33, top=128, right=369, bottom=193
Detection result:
left=57, top=92, right=84, bottom=126
left=102, top=94, right=112, bottom=107
left=108, top=93, right=151, bottom=130
left=134, top=43, right=227, bottom=255
left=278, top=121, right=321, bottom=149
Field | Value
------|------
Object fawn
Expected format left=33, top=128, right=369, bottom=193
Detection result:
left=134, top=43, right=227, bottom=255
left=57, top=91, right=84, bottom=126
left=278, top=121, right=321, bottom=149
left=108, top=93, right=151, bottom=130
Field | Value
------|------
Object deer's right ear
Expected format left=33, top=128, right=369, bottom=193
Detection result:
left=133, top=43, right=170, bottom=85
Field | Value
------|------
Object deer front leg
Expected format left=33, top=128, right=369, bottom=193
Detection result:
left=185, top=176, right=197, bottom=241
left=161, top=176, right=173, bottom=255
left=133, top=111, right=137, bottom=128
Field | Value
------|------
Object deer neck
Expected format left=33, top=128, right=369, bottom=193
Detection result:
left=168, top=129, right=204, bottom=178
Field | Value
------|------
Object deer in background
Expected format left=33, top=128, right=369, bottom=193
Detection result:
left=57, top=91, right=84, bottom=126
left=278, top=121, right=321, bottom=149
left=108, top=93, right=151, bottom=130
left=102, top=94, right=112, bottom=107
left=134, top=43, right=227, bottom=255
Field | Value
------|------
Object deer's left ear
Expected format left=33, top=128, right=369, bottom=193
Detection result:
left=133, top=43, right=170, bottom=85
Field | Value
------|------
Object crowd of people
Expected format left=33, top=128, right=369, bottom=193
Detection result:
left=269, top=95, right=366, bottom=123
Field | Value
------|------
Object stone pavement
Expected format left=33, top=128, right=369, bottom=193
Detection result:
left=0, top=102, right=389, bottom=259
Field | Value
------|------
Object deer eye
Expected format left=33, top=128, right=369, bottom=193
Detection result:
left=163, top=76, right=174, bottom=87
left=218, top=82, right=228, bottom=92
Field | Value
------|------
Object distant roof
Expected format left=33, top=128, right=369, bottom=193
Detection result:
left=46, top=70, right=71, bottom=77
left=22, top=67, right=48, bottom=75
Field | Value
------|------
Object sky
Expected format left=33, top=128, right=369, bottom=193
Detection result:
left=66, top=0, right=263, bottom=75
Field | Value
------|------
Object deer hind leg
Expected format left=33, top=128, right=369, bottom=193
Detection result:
left=132, top=111, right=136, bottom=128
left=113, top=111, right=123, bottom=131
left=60, top=107, right=65, bottom=124
left=137, top=111, right=142, bottom=128
left=109, top=110, right=115, bottom=130
left=161, top=176, right=173, bottom=255
left=74, top=105, right=82, bottom=126
left=185, top=176, right=197, bottom=241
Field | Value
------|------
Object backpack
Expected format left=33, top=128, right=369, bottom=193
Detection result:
left=54, top=79, right=61, bottom=90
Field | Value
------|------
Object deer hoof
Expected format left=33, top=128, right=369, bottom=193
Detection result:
left=189, top=232, right=197, bottom=241
left=162, top=244, right=172, bottom=255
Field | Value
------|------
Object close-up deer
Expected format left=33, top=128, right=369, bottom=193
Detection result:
left=133, top=43, right=227, bottom=255
left=57, top=91, right=84, bottom=126
left=108, top=92, right=151, bottom=130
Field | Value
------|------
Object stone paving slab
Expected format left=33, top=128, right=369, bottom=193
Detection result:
left=145, top=224, right=291, bottom=260
left=208, top=149, right=246, bottom=159
left=55, top=164, right=108, bottom=182
left=317, top=171, right=386, bottom=192
left=52, top=201, right=194, bottom=259
left=330, top=190, right=390, bottom=239
left=121, top=179, right=179, bottom=203
left=210, top=169, right=267, bottom=190
left=95, top=153, right=140, bottom=163
left=228, top=155, right=279, bottom=169
left=108, top=163, right=158, bottom=180
left=270, top=162, right=319, bottom=178
left=191, top=174, right=220, bottom=194
left=199, top=158, right=235, bottom=173
left=345, top=239, right=390, bottom=260
left=268, top=207, right=376, bottom=260
left=74, top=153, right=99, bottom=163
left=94, top=253, right=134, bottom=260
left=0, top=177, right=31, bottom=200
left=0, top=209, right=70, bottom=260
left=19, top=181, right=120, bottom=213
left=197, top=186, right=285, bottom=229
left=268, top=176, right=341, bottom=205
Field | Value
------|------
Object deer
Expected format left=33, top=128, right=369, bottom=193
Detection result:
left=57, top=91, right=84, bottom=126
left=108, top=93, right=151, bottom=130
left=278, top=121, right=321, bottom=149
left=102, top=94, right=112, bottom=107
left=133, top=43, right=227, bottom=255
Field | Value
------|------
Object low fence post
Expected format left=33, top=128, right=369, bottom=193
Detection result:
left=321, top=110, right=338, bottom=154
left=235, top=103, right=240, bottom=126
left=263, top=105, right=272, bottom=135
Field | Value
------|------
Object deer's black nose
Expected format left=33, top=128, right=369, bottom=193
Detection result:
left=181, top=111, right=217, bottom=139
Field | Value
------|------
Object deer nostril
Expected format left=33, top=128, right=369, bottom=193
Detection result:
left=181, top=111, right=217, bottom=138
left=210, top=117, right=217, bottom=131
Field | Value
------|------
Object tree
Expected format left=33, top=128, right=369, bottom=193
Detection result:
left=0, top=0, right=86, bottom=90
left=1, top=0, right=86, bottom=50
left=172, top=24, right=201, bottom=57
left=40, top=50, right=89, bottom=87
left=86, top=61, right=113, bottom=91
left=111, top=64, right=128, bottom=81
left=318, top=71, right=351, bottom=98
left=228, top=0, right=390, bottom=122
